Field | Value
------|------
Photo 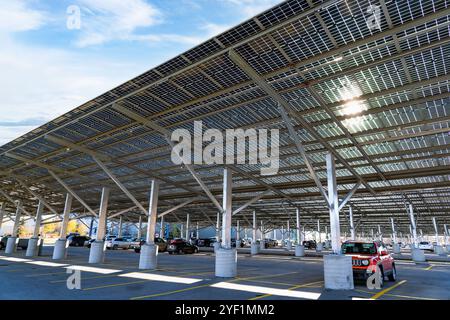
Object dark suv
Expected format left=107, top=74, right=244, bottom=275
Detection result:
left=167, top=239, right=199, bottom=254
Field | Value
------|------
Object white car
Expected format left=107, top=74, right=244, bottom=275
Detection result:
left=418, top=241, right=434, bottom=251
left=106, top=237, right=131, bottom=250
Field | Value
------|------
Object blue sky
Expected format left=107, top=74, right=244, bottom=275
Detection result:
left=0, top=0, right=283, bottom=146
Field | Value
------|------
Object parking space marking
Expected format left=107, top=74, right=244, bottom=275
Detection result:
left=119, top=272, right=203, bottom=284
left=26, top=261, right=68, bottom=267
left=424, top=266, right=433, bottom=271
left=248, top=280, right=324, bottom=300
left=26, top=270, right=68, bottom=277
left=130, top=283, right=212, bottom=300
left=370, top=280, right=407, bottom=300
left=83, top=280, right=152, bottom=291
left=213, top=282, right=321, bottom=300
left=0, top=256, right=32, bottom=263
left=65, top=265, right=122, bottom=274
left=355, top=289, right=436, bottom=300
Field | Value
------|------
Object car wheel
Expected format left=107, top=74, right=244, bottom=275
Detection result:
left=178, top=249, right=183, bottom=254
left=388, top=265, right=397, bottom=282
left=169, top=251, right=173, bottom=255
left=194, top=248, right=199, bottom=253
left=113, top=245, right=118, bottom=250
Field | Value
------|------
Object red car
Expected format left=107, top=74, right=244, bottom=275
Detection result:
left=342, top=240, right=397, bottom=287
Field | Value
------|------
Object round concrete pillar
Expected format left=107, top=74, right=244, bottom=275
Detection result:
left=25, top=237, right=39, bottom=257
left=411, top=248, right=426, bottom=262
left=295, top=244, right=305, bottom=257
left=52, top=239, right=68, bottom=260
left=215, top=248, right=237, bottom=277
left=213, top=242, right=220, bottom=252
left=434, top=245, right=446, bottom=256
left=250, top=243, right=259, bottom=255
left=235, top=240, right=241, bottom=248
left=89, top=240, right=105, bottom=263
left=259, top=240, right=265, bottom=251
left=139, top=243, right=158, bottom=270
left=316, top=243, right=324, bottom=252
left=393, top=243, right=401, bottom=254
left=324, top=254, right=354, bottom=290
left=286, top=241, right=292, bottom=251
left=446, top=245, right=450, bottom=252
left=5, top=237, right=18, bottom=254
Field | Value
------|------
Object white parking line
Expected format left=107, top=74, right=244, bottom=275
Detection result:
left=26, top=261, right=68, bottom=267
left=211, top=282, right=320, bottom=300
left=65, top=265, right=122, bottom=274
left=119, top=272, right=202, bottom=284
left=0, top=256, right=32, bottom=263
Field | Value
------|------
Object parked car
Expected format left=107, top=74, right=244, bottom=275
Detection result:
left=130, top=238, right=144, bottom=249
left=303, top=240, right=317, bottom=249
left=68, top=235, right=90, bottom=247
left=0, top=236, right=8, bottom=250
left=197, top=237, right=216, bottom=247
left=342, top=240, right=396, bottom=287
left=133, top=238, right=167, bottom=253
left=167, top=239, right=199, bottom=254
left=418, top=241, right=434, bottom=251
left=0, top=237, right=28, bottom=250
left=263, top=239, right=277, bottom=248
left=85, top=239, right=96, bottom=248
left=106, top=237, right=132, bottom=250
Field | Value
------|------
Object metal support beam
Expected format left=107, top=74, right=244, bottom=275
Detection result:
left=92, top=156, right=148, bottom=216
left=12, top=201, right=23, bottom=237
left=48, top=170, right=97, bottom=217
left=0, top=189, right=33, bottom=216
left=158, top=199, right=196, bottom=218
left=349, top=205, right=355, bottom=240
left=408, top=204, right=418, bottom=248
left=338, top=182, right=361, bottom=212
left=432, top=217, right=439, bottom=245
left=13, top=176, right=59, bottom=216
left=112, top=104, right=223, bottom=212
left=390, top=217, right=397, bottom=244
left=118, top=216, right=123, bottom=237
left=232, top=190, right=271, bottom=215
left=137, top=216, right=143, bottom=239
left=146, top=180, right=159, bottom=245
left=296, top=208, right=301, bottom=244
left=59, top=193, right=73, bottom=239
left=327, top=153, right=341, bottom=254
left=0, top=202, right=5, bottom=234
left=96, top=187, right=110, bottom=241
left=109, top=206, right=138, bottom=219
left=252, top=210, right=257, bottom=244
left=185, top=213, right=190, bottom=240
left=221, top=168, right=232, bottom=249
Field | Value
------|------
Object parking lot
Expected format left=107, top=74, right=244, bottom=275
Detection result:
left=0, top=246, right=449, bottom=300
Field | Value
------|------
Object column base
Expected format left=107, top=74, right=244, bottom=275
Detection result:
left=434, top=245, right=446, bottom=256
left=139, top=244, right=158, bottom=270
left=324, top=254, right=354, bottom=290
left=295, top=244, right=305, bottom=257
left=52, top=239, right=68, bottom=260
left=235, top=240, right=241, bottom=248
left=259, top=240, right=265, bottom=251
left=25, top=237, right=39, bottom=257
left=411, top=248, right=426, bottom=262
left=250, top=243, right=259, bottom=255
left=316, top=243, right=324, bottom=252
left=286, top=241, right=292, bottom=251
left=215, top=248, right=237, bottom=277
left=393, top=243, right=401, bottom=254
left=89, top=240, right=106, bottom=263
left=5, top=237, right=18, bottom=254
left=213, top=242, right=220, bottom=252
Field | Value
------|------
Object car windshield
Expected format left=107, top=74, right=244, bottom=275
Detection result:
left=342, top=242, right=376, bottom=254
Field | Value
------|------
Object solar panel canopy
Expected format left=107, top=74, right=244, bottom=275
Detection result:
left=0, top=0, right=449, bottom=235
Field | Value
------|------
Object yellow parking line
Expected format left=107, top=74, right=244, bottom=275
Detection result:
left=248, top=280, right=324, bottom=300
left=83, top=280, right=149, bottom=291
left=370, top=280, right=407, bottom=300
left=130, top=283, right=212, bottom=300
left=355, top=289, right=436, bottom=300
left=424, top=266, right=433, bottom=271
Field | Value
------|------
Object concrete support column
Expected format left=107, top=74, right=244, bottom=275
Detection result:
left=6, top=202, right=23, bottom=254
left=235, top=220, right=241, bottom=248
left=216, top=212, right=221, bottom=241
left=286, top=220, right=292, bottom=251
left=432, top=217, right=445, bottom=255
left=139, top=180, right=159, bottom=270
left=349, top=205, right=355, bottom=240
left=316, top=219, right=323, bottom=252
left=26, top=201, right=44, bottom=257
left=216, top=168, right=237, bottom=277
left=295, top=208, right=305, bottom=257
left=117, top=216, right=123, bottom=238
left=89, top=187, right=109, bottom=264
left=391, top=218, right=400, bottom=254
left=160, top=216, right=165, bottom=239
left=53, top=194, right=73, bottom=260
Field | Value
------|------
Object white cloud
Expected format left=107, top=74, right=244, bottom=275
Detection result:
left=74, top=0, right=163, bottom=47
left=0, top=0, right=46, bottom=32
left=222, top=0, right=283, bottom=19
